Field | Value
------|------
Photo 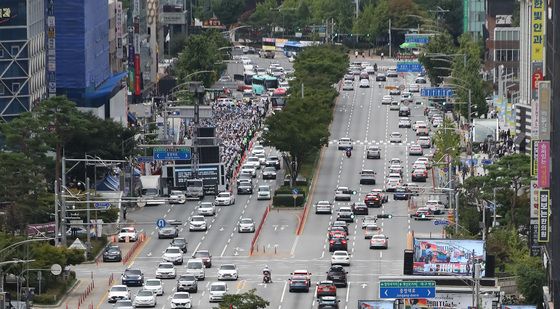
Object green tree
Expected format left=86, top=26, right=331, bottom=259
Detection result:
left=247, top=0, right=278, bottom=31
left=432, top=118, right=461, bottom=165
left=212, top=0, right=246, bottom=26
left=414, top=0, right=464, bottom=38
left=418, top=31, right=456, bottom=85
left=215, top=289, right=269, bottom=309
left=310, top=0, right=354, bottom=33
left=353, top=0, right=423, bottom=41
left=514, top=256, right=546, bottom=304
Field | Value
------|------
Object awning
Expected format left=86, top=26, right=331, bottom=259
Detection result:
left=84, top=72, right=127, bottom=107
left=95, top=175, right=120, bottom=191
left=513, top=133, right=526, bottom=144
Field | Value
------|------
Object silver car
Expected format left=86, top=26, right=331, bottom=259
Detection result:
left=169, top=190, right=186, bottom=204
left=334, top=187, right=353, bottom=201
left=366, top=145, right=381, bottom=159
left=257, top=185, right=271, bottom=200
left=315, top=200, right=333, bottom=214
left=389, top=132, right=402, bottom=143
left=237, top=218, right=255, bottom=233
left=133, top=289, right=157, bottom=307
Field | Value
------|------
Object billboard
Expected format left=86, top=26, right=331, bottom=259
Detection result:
left=537, top=81, right=551, bottom=140
left=413, top=238, right=486, bottom=276
left=358, top=300, right=396, bottom=309
left=530, top=140, right=538, bottom=176
left=538, top=190, right=550, bottom=243
left=502, top=306, right=537, bottom=309
left=537, top=140, right=550, bottom=188
left=404, top=292, right=499, bottom=309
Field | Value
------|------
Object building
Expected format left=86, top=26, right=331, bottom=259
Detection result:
left=463, top=0, right=486, bottom=38
left=109, top=0, right=126, bottom=73
left=0, top=0, right=47, bottom=121
left=514, top=0, right=533, bottom=149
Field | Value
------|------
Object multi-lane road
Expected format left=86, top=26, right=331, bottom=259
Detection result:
left=96, top=54, right=443, bottom=309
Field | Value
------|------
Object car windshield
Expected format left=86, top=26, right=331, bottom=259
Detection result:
left=200, top=203, right=213, bottom=208
left=333, top=252, right=347, bottom=256
left=112, top=286, right=127, bottom=291
left=125, top=270, right=141, bottom=276
left=174, top=293, right=190, bottom=299
left=137, top=290, right=153, bottom=296
left=192, top=217, right=204, bottom=222
left=179, top=275, right=195, bottom=281
left=145, top=281, right=160, bottom=286
left=211, top=285, right=226, bottom=291
left=166, top=248, right=181, bottom=254
left=258, top=186, right=270, bottom=191
left=159, top=263, right=173, bottom=269
left=188, top=262, right=203, bottom=269
left=365, top=225, right=378, bottom=231
left=373, top=235, right=386, bottom=239
left=218, top=193, right=230, bottom=198
left=195, top=251, right=209, bottom=257
left=221, top=265, right=236, bottom=270
left=241, top=219, right=253, bottom=224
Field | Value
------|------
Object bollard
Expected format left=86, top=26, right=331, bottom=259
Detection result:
left=263, top=245, right=266, bottom=253
left=275, top=246, right=277, bottom=254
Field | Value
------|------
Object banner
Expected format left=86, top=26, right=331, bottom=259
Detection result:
left=537, top=140, right=550, bottom=188
left=530, top=180, right=539, bottom=218
left=413, top=238, right=486, bottom=276
left=537, top=81, right=551, bottom=140
left=538, top=190, right=550, bottom=243
left=531, top=0, right=545, bottom=62
left=530, top=140, right=538, bottom=176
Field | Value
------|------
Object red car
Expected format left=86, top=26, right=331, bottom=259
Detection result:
left=364, top=193, right=382, bottom=208
left=328, top=227, right=347, bottom=239
left=316, top=280, right=337, bottom=297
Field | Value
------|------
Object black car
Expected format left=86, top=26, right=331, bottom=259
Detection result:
left=326, top=265, right=348, bottom=287
left=318, top=296, right=340, bottom=309
left=265, top=156, right=281, bottom=170
left=237, top=179, right=253, bottom=194
left=328, top=236, right=347, bottom=252
left=170, top=237, right=188, bottom=253
left=375, top=74, right=387, bottom=81
left=351, top=202, right=369, bottom=215
left=102, top=245, right=122, bottom=262
left=177, top=274, right=198, bottom=293
left=158, top=226, right=178, bottom=239
left=121, top=269, right=144, bottom=286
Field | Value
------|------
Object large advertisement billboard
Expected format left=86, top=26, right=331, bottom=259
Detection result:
left=413, top=238, right=486, bottom=276
left=358, top=300, right=396, bottom=309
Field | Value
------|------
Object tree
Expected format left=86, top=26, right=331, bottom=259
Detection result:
left=310, top=0, right=354, bottom=33
left=247, top=0, right=278, bottom=31
left=418, top=31, right=456, bottom=85
left=414, top=0, right=464, bottom=38
left=212, top=0, right=246, bottom=27
left=432, top=118, right=461, bottom=165
left=216, top=289, right=269, bottom=309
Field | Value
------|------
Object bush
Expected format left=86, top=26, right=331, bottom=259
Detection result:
left=275, top=185, right=308, bottom=195
left=33, top=277, right=76, bottom=305
left=273, top=194, right=305, bottom=207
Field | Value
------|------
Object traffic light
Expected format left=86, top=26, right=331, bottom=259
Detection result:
left=377, top=214, right=393, bottom=219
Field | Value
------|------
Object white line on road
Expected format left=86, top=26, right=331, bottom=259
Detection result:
left=279, top=281, right=288, bottom=303
left=346, top=282, right=351, bottom=302
left=193, top=241, right=201, bottom=253
left=221, top=244, right=228, bottom=257
left=290, top=236, right=299, bottom=256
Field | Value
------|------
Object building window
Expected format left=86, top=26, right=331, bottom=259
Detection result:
left=0, top=48, right=3, bottom=58
left=12, top=83, right=20, bottom=93
left=11, top=45, right=19, bottom=56
left=0, top=85, right=4, bottom=95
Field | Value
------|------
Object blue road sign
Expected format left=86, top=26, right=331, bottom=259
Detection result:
left=396, top=62, right=424, bottom=73
left=379, top=281, right=436, bottom=299
left=434, top=219, right=450, bottom=226
left=405, top=37, right=430, bottom=44
left=481, top=159, right=493, bottom=165
left=292, top=188, right=299, bottom=195
left=420, top=87, right=454, bottom=97
left=153, top=148, right=191, bottom=161
left=137, top=156, right=153, bottom=163
left=156, top=218, right=167, bottom=228
left=94, top=202, right=111, bottom=209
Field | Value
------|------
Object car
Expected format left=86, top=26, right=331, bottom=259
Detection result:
left=185, top=259, right=205, bottom=280
left=416, top=126, right=430, bottom=136
left=401, top=92, right=413, bottom=102
left=117, top=227, right=138, bottom=242
left=398, top=117, right=412, bottom=128
left=386, top=179, right=400, bottom=192
left=162, top=246, right=183, bottom=265
left=366, top=145, right=381, bottom=159
left=169, top=190, right=186, bottom=204
left=388, top=164, right=403, bottom=176
left=316, top=280, right=337, bottom=297
left=369, top=234, right=389, bottom=249
left=288, top=270, right=312, bottom=292
left=315, top=200, right=334, bottom=214
left=359, top=71, right=369, bottom=80
left=121, top=269, right=144, bottom=286
left=415, top=157, right=432, bottom=169
left=381, top=95, right=392, bottom=105
left=364, top=193, right=382, bottom=208
left=265, top=156, right=281, bottom=169
left=241, top=164, right=257, bottom=177
left=158, top=226, right=178, bottom=239
left=343, top=73, right=354, bottom=81
left=403, top=183, right=422, bottom=196
left=143, top=279, right=163, bottom=296
left=329, top=235, right=348, bottom=252
left=170, top=238, right=187, bottom=253
left=188, top=216, right=207, bottom=231
left=409, top=144, right=424, bottom=156
left=362, top=216, right=378, bottom=228
left=107, top=285, right=131, bottom=303
left=411, top=168, right=428, bottom=182
left=409, top=84, right=420, bottom=92
left=254, top=152, right=266, bottom=165
left=426, top=200, right=446, bottom=214
left=351, top=202, right=369, bottom=215
left=413, top=120, right=427, bottom=131
left=415, top=77, right=427, bottom=84
left=331, top=250, right=351, bottom=266
left=114, top=299, right=134, bottom=309
left=237, top=218, right=255, bottom=233
left=252, top=144, right=265, bottom=155
left=412, top=162, right=427, bottom=172
left=337, top=137, right=353, bottom=150
left=170, top=292, right=192, bottom=309
left=155, top=262, right=177, bottom=279
left=393, top=187, right=411, bottom=200
left=209, top=282, right=228, bottom=302
left=318, top=296, right=341, bottom=308
left=334, top=186, right=354, bottom=201
left=359, top=79, right=370, bottom=88
left=326, top=265, right=348, bottom=287
left=103, top=245, right=122, bottom=262
left=197, top=202, right=216, bottom=216
left=389, top=132, right=402, bottom=143
left=399, top=106, right=411, bottom=116
left=342, top=80, right=354, bottom=90
left=364, top=224, right=381, bottom=239
left=214, top=191, right=235, bottom=206
left=192, top=250, right=212, bottom=268
left=262, top=166, right=277, bottom=179
left=237, top=179, right=253, bottom=194
left=371, top=188, right=389, bottom=203
left=389, top=88, right=401, bottom=95
left=390, top=100, right=400, bottom=110
left=217, top=264, right=239, bottom=280
left=365, top=65, right=376, bottom=74
left=418, top=136, right=432, bottom=148
left=386, top=70, right=398, bottom=78
left=257, top=185, right=271, bottom=200
left=328, top=227, right=348, bottom=240
left=132, top=289, right=157, bottom=308
left=389, top=157, right=402, bottom=165
left=336, top=207, right=355, bottom=222
left=359, top=169, right=376, bottom=185
left=414, top=207, right=433, bottom=220
left=329, top=221, right=349, bottom=235
left=176, top=274, right=198, bottom=293
left=375, top=73, right=387, bottom=81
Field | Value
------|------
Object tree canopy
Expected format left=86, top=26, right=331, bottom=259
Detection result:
left=215, top=289, right=269, bottom=309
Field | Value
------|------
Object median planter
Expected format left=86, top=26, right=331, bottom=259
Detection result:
left=273, top=194, right=305, bottom=207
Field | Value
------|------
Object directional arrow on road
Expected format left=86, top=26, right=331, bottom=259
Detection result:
left=219, top=226, right=224, bottom=231
left=361, top=283, right=368, bottom=288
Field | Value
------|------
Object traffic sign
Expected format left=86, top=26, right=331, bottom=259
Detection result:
left=137, top=156, right=153, bottom=163
left=156, top=218, right=167, bottom=228
left=153, top=147, right=191, bottom=161
left=291, top=188, right=299, bottom=195
left=434, top=219, right=450, bottom=226
left=396, top=62, right=424, bottom=73
left=94, top=202, right=111, bottom=209
left=379, top=281, right=436, bottom=299
left=420, top=88, right=454, bottom=97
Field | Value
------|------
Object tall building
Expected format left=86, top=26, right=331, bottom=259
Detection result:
left=463, top=0, right=486, bottom=37
left=514, top=0, right=533, bottom=149
left=0, top=0, right=47, bottom=121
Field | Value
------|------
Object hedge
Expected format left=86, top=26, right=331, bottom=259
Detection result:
left=273, top=194, right=305, bottom=207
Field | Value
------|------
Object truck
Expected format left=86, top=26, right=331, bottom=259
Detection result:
left=138, top=175, right=165, bottom=206
left=185, top=178, right=204, bottom=200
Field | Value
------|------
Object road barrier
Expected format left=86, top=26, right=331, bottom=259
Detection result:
left=74, top=275, right=95, bottom=309
left=250, top=204, right=270, bottom=255
left=122, top=232, right=146, bottom=265
left=108, top=273, right=114, bottom=286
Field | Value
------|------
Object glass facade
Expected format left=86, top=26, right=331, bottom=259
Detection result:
left=463, top=0, right=485, bottom=37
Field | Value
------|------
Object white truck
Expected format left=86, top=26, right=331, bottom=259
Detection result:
left=185, top=178, right=204, bottom=200
left=139, top=175, right=165, bottom=206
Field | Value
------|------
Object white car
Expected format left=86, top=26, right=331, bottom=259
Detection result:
left=390, top=101, right=400, bottom=110
left=342, top=80, right=354, bottom=91
left=197, top=202, right=216, bottom=216
left=334, top=186, right=353, bottom=201
left=107, top=285, right=131, bottom=303
left=185, top=259, right=205, bottom=280
left=337, top=137, right=353, bottom=150
left=246, top=156, right=261, bottom=169
left=252, top=145, right=265, bottom=155
left=209, top=282, right=228, bottom=302
left=188, top=216, right=207, bottom=231
left=214, top=191, right=235, bottom=206
left=238, top=218, right=256, bottom=233
left=254, top=152, right=266, bottom=165
left=381, top=95, right=392, bottom=105
left=241, top=164, right=257, bottom=177
left=389, top=132, right=402, bottom=143
left=217, top=264, right=239, bottom=280
left=155, top=262, right=176, bottom=279
left=331, top=250, right=351, bottom=266
left=389, top=158, right=402, bottom=166
left=409, top=84, right=420, bottom=92
left=143, top=279, right=164, bottom=296
left=257, top=185, right=271, bottom=200
left=415, top=157, right=432, bottom=169
left=169, top=190, right=186, bottom=204
left=315, top=200, right=333, bottom=214
left=170, top=292, right=192, bottom=309
left=370, top=234, right=389, bottom=249
left=117, top=227, right=138, bottom=242
left=132, top=289, right=157, bottom=307
left=162, top=246, right=183, bottom=265
left=386, top=179, right=401, bottom=192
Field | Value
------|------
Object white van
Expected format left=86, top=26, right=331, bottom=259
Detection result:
left=185, top=259, right=205, bottom=280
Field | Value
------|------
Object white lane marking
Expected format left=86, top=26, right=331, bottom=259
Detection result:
left=220, top=244, right=228, bottom=257
left=193, top=241, right=201, bottom=253
left=346, top=282, right=351, bottom=302
left=290, top=236, right=299, bottom=256
left=279, top=281, right=288, bottom=303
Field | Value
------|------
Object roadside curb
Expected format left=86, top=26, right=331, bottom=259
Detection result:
left=33, top=279, right=81, bottom=308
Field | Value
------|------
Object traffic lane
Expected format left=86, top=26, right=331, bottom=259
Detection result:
left=251, top=208, right=300, bottom=258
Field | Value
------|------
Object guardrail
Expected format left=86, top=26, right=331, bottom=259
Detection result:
left=250, top=204, right=271, bottom=255
left=122, top=232, right=146, bottom=265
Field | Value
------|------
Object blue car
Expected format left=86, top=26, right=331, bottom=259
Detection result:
left=393, top=187, right=410, bottom=200
left=289, top=278, right=310, bottom=292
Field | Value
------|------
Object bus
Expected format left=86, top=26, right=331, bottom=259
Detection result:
left=270, top=88, right=288, bottom=110
left=252, top=75, right=279, bottom=95
left=262, top=38, right=276, bottom=59
left=283, top=41, right=304, bottom=57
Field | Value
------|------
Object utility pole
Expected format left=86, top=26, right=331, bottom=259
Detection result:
left=388, top=19, right=392, bottom=59
left=54, top=180, right=60, bottom=246
left=467, top=89, right=474, bottom=176
left=86, top=177, right=91, bottom=255
left=455, top=191, right=460, bottom=234
left=355, top=0, right=359, bottom=18
left=482, top=198, right=487, bottom=240
left=492, top=187, right=497, bottom=228
left=61, top=157, right=67, bottom=246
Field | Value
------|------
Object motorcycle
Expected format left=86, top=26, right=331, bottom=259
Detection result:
left=263, top=270, right=272, bottom=283
left=345, top=149, right=352, bottom=158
